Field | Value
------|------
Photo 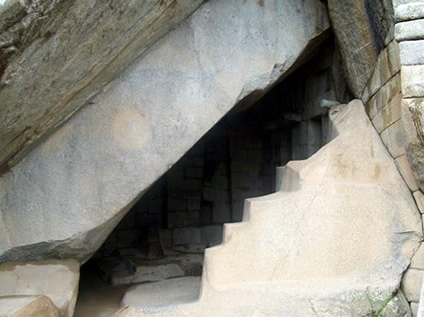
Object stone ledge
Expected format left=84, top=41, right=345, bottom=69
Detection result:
left=400, top=40, right=424, bottom=65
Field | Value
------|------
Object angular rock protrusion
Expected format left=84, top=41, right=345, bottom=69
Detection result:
left=0, top=259, right=80, bottom=317
left=0, top=0, right=330, bottom=263
left=117, top=100, right=422, bottom=317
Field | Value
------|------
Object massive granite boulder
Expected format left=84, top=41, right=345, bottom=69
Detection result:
left=328, top=0, right=394, bottom=97
left=0, top=0, right=330, bottom=263
left=0, top=0, right=205, bottom=173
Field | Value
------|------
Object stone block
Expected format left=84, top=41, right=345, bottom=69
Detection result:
left=191, top=157, right=204, bottom=168
left=366, top=91, right=381, bottom=119
left=378, top=49, right=393, bottom=85
left=172, top=227, right=201, bottom=246
left=388, top=41, right=401, bottom=75
left=201, top=225, right=223, bottom=246
left=121, top=276, right=201, bottom=309
left=0, top=260, right=79, bottom=317
left=380, top=119, right=407, bottom=158
left=187, top=197, right=201, bottom=211
left=0, top=295, right=60, bottom=317
left=401, top=65, right=424, bottom=97
left=232, top=172, right=250, bottom=188
left=110, top=262, right=185, bottom=285
left=168, top=212, right=200, bottom=229
left=370, top=63, right=382, bottom=99
left=382, top=74, right=401, bottom=107
left=212, top=202, right=231, bottom=224
left=147, top=199, right=164, bottom=214
left=413, top=190, right=424, bottom=214
left=401, top=268, right=424, bottom=302
left=180, top=179, right=202, bottom=191
left=377, top=291, right=412, bottom=317
left=212, top=175, right=229, bottom=190
left=232, top=160, right=260, bottom=174
left=362, top=83, right=372, bottom=105
left=383, top=94, right=402, bottom=129
left=203, top=187, right=219, bottom=202
left=385, top=24, right=395, bottom=46
left=400, top=40, right=424, bottom=65
left=372, top=111, right=385, bottom=134
left=395, top=154, right=420, bottom=191
left=231, top=201, right=245, bottom=222
left=411, top=302, right=418, bottom=317
left=396, top=19, right=424, bottom=41
left=395, top=2, right=424, bottom=22
left=168, top=198, right=186, bottom=211
left=200, top=201, right=212, bottom=226
left=172, top=244, right=205, bottom=254
left=411, top=242, right=424, bottom=269
left=184, top=167, right=203, bottom=179
left=401, top=98, right=424, bottom=143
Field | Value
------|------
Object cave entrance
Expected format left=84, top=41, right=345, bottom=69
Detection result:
left=74, top=39, right=349, bottom=316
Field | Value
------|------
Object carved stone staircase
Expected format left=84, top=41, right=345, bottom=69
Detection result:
left=115, top=101, right=422, bottom=317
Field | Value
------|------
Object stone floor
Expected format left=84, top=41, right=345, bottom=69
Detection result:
left=74, top=264, right=130, bottom=317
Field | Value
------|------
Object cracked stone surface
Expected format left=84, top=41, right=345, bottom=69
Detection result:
left=0, top=0, right=205, bottom=172
left=0, top=0, right=330, bottom=263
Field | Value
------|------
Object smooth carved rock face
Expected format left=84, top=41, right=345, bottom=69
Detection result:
left=0, top=0, right=205, bottom=173
left=0, top=259, right=79, bottom=317
left=118, top=101, right=422, bottom=317
left=0, top=0, right=330, bottom=263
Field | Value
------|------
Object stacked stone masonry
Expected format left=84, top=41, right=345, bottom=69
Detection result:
left=362, top=1, right=424, bottom=314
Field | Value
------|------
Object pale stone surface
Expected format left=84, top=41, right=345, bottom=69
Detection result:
left=117, top=100, right=422, bottom=317
left=411, top=243, right=424, bottom=269
left=418, top=277, right=424, bottom=317
left=0, top=259, right=79, bottom=317
left=0, top=0, right=330, bottom=263
left=400, top=40, right=424, bottom=65
left=362, top=42, right=400, bottom=104
left=401, top=65, right=424, bottom=97
left=108, top=262, right=184, bottom=286
left=97, top=253, right=203, bottom=286
left=0, top=295, right=60, bottom=317
left=0, top=0, right=205, bottom=172
left=395, top=3, right=424, bottom=22
left=328, top=0, right=394, bottom=97
left=122, top=277, right=201, bottom=308
left=372, top=93, right=402, bottom=133
left=402, top=269, right=424, bottom=302
left=400, top=98, right=424, bottom=191
left=396, top=154, right=420, bottom=191
left=414, top=191, right=424, bottom=214
left=396, top=19, right=424, bottom=41
left=381, top=118, right=407, bottom=158
left=412, top=302, right=418, bottom=317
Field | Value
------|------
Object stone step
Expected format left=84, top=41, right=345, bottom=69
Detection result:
left=96, top=251, right=203, bottom=286
left=121, top=277, right=201, bottom=309
left=0, top=295, right=60, bottom=317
